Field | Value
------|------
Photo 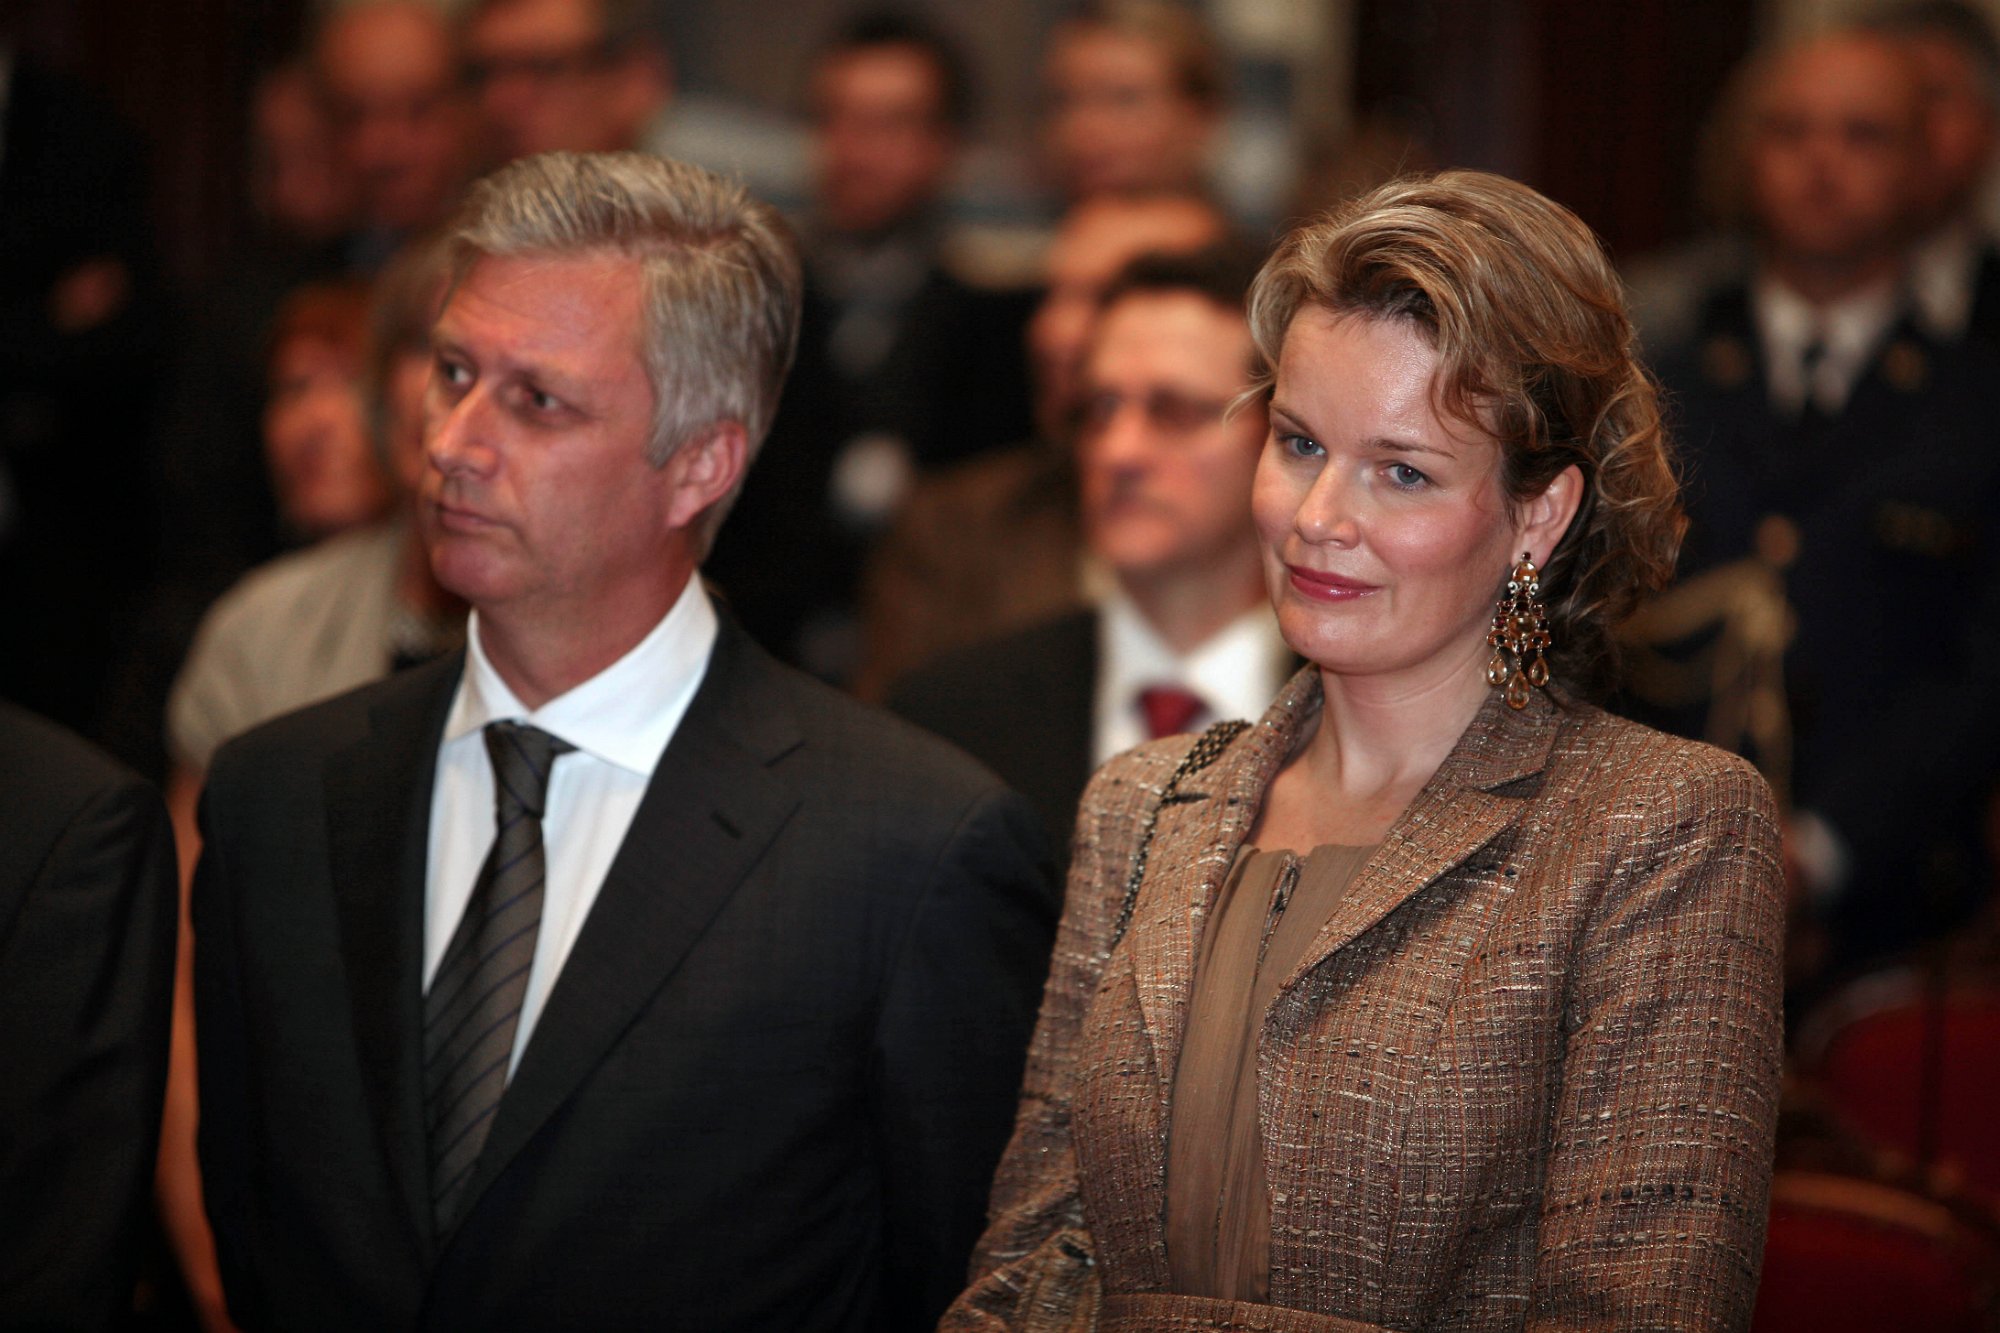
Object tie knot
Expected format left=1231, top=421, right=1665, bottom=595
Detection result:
left=483, top=721, right=574, bottom=820
left=1138, top=683, right=1208, bottom=740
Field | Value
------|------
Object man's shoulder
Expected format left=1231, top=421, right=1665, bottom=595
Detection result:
left=205, top=653, right=458, bottom=791
left=0, top=702, right=165, bottom=909
left=886, top=608, right=1097, bottom=725
left=0, top=700, right=153, bottom=832
left=756, top=648, right=1019, bottom=812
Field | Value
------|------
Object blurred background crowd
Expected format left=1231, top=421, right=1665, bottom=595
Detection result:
left=5, top=0, right=2000, bottom=1325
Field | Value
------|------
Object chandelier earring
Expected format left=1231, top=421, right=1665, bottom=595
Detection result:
left=1486, top=552, right=1551, bottom=710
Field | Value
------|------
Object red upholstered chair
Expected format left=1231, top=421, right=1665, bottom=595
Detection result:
left=1794, top=967, right=2000, bottom=1205
left=1751, top=1172, right=2000, bottom=1333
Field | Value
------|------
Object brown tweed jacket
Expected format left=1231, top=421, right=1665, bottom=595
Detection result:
left=945, top=667, right=1785, bottom=1332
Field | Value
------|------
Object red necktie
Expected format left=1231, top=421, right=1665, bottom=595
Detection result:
left=1138, top=683, right=1208, bottom=739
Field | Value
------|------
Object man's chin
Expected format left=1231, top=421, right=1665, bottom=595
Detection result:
left=428, top=545, right=513, bottom=609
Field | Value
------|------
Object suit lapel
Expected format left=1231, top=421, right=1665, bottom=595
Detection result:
left=324, top=654, right=463, bottom=1255
left=456, top=620, right=803, bottom=1218
left=1276, top=687, right=1559, bottom=996
left=1119, top=671, right=1561, bottom=1094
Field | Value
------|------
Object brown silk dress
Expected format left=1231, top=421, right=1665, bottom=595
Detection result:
left=1165, top=843, right=1377, bottom=1302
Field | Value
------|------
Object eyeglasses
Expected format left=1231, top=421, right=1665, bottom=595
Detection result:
left=1073, top=388, right=1233, bottom=440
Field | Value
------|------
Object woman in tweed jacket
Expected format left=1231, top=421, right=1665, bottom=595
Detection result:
left=945, top=172, right=1785, bottom=1332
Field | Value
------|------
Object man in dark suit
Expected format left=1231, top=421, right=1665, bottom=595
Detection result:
left=1646, top=27, right=2000, bottom=984
left=890, top=248, right=1290, bottom=858
left=193, top=151, right=1055, bottom=1332
left=0, top=701, right=177, bottom=1328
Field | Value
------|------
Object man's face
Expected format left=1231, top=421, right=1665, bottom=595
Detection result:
left=466, top=0, right=665, bottom=161
left=1748, top=34, right=1924, bottom=266
left=811, top=43, right=954, bottom=236
left=1027, top=196, right=1223, bottom=437
left=1043, top=24, right=1211, bottom=200
left=318, top=0, right=474, bottom=233
left=423, top=252, right=678, bottom=620
left=1077, top=291, right=1264, bottom=591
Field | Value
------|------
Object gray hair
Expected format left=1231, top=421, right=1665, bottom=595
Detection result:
left=447, top=150, right=802, bottom=533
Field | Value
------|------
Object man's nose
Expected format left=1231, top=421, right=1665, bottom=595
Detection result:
left=1084, top=396, right=1160, bottom=471
left=426, top=388, right=497, bottom=476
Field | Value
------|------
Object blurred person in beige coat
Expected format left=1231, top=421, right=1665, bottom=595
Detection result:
left=945, top=171, right=1786, bottom=1333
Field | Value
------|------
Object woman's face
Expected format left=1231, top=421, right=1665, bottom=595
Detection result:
left=1253, top=308, right=1566, bottom=694
left=264, top=332, right=392, bottom=539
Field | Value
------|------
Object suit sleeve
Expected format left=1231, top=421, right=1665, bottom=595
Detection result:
left=1526, top=749, right=1786, bottom=1331
left=0, top=765, right=177, bottom=1331
left=940, top=749, right=1176, bottom=1331
left=866, top=784, right=1059, bottom=1331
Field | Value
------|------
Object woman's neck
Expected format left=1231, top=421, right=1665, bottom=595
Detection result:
left=1255, top=640, right=1494, bottom=850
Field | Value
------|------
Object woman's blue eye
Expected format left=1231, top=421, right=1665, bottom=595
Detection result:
left=1388, top=462, right=1430, bottom=488
left=1282, top=433, right=1323, bottom=458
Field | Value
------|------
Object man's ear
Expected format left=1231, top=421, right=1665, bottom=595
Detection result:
left=661, top=422, right=749, bottom=533
left=1520, top=463, right=1584, bottom=567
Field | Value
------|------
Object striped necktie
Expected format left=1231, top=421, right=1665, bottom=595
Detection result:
left=423, top=720, right=573, bottom=1233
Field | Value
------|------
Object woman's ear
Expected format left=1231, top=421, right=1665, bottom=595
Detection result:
left=1521, top=463, right=1584, bottom=567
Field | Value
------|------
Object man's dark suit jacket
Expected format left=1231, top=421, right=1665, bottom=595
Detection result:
left=0, top=701, right=176, bottom=1329
left=193, top=615, right=1057, bottom=1332
left=888, top=610, right=1099, bottom=865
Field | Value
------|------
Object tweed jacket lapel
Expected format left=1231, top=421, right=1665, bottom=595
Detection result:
left=1278, top=677, right=1561, bottom=996
left=1123, top=667, right=1561, bottom=1093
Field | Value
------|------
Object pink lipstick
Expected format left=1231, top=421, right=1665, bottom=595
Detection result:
left=1285, top=564, right=1377, bottom=602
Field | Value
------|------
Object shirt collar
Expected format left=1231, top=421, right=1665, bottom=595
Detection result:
left=1098, top=586, right=1291, bottom=721
left=443, top=578, right=720, bottom=776
left=1752, top=271, right=1901, bottom=353
left=1751, top=270, right=1904, bottom=413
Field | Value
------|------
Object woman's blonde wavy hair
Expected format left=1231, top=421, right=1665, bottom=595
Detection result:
left=1247, top=169, right=1684, bottom=698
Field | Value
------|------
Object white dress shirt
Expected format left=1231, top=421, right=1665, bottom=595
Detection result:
left=1751, top=272, right=1902, bottom=418
left=1091, top=589, right=1293, bottom=767
left=424, top=577, right=719, bottom=1075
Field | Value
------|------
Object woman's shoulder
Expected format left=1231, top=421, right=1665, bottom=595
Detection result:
left=1551, top=700, right=1778, bottom=820
left=1078, top=733, right=1205, bottom=820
